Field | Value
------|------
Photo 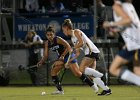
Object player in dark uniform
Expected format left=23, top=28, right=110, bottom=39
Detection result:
left=37, top=26, right=98, bottom=95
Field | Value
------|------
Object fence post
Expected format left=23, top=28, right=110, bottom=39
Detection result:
left=12, top=0, right=16, bottom=44
left=0, top=0, right=2, bottom=67
left=93, top=0, right=97, bottom=38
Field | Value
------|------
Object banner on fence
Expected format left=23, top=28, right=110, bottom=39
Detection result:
left=15, top=15, right=94, bottom=40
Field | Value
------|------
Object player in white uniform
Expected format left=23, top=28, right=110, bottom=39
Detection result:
left=62, top=19, right=112, bottom=95
left=103, top=0, right=140, bottom=86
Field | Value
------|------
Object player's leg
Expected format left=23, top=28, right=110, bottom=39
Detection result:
left=90, top=59, right=111, bottom=95
left=69, top=63, right=82, bottom=77
left=51, top=60, right=64, bottom=94
left=133, top=67, right=140, bottom=76
left=133, top=50, right=140, bottom=76
left=79, top=57, right=103, bottom=93
left=109, top=55, right=128, bottom=76
left=79, top=57, right=103, bottom=78
left=109, top=49, right=140, bottom=86
left=69, top=62, right=99, bottom=93
left=88, top=60, right=98, bottom=92
left=65, top=53, right=93, bottom=85
left=91, top=60, right=110, bottom=90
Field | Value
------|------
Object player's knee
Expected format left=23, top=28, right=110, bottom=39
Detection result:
left=109, top=66, right=121, bottom=76
left=55, top=61, right=64, bottom=65
left=134, top=67, right=140, bottom=76
left=51, top=70, right=57, bottom=76
left=79, top=67, right=85, bottom=73
left=109, top=66, right=115, bottom=75
left=74, top=71, right=82, bottom=77
left=51, top=66, right=59, bottom=76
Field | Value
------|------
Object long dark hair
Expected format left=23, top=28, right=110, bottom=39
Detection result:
left=45, top=25, right=55, bottom=34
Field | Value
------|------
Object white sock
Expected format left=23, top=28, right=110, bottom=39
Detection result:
left=121, top=69, right=140, bottom=86
left=92, top=82, right=99, bottom=93
left=85, top=68, right=103, bottom=78
left=93, top=82, right=98, bottom=88
left=93, top=78, right=109, bottom=90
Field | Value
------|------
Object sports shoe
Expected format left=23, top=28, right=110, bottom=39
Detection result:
left=98, top=89, right=112, bottom=96
left=51, top=90, right=64, bottom=95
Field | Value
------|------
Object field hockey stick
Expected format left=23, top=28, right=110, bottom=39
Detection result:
left=49, top=60, right=67, bottom=83
left=60, top=52, right=72, bottom=82
left=18, top=65, right=37, bottom=71
left=64, top=51, right=72, bottom=69
left=18, top=60, right=53, bottom=71
left=60, top=68, right=67, bottom=83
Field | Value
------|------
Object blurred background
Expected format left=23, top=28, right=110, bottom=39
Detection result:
left=0, top=0, right=139, bottom=86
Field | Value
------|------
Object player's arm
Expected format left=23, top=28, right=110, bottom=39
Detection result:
left=29, top=37, right=43, bottom=46
left=31, top=41, right=42, bottom=45
left=69, top=39, right=81, bottom=62
left=73, top=29, right=84, bottom=49
left=37, top=41, right=49, bottom=66
left=103, top=2, right=132, bottom=28
left=57, top=37, right=72, bottom=60
left=69, top=48, right=81, bottom=62
left=112, top=1, right=132, bottom=26
left=21, top=41, right=29, bottom=47
left=21, top=36, right=31, bottom=47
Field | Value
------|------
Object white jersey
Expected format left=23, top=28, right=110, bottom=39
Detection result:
left=71, top=29, right=100, bottom=55
left=113, top=1, right=140, bottom=51
left=33, top=34, right=44, bottom=57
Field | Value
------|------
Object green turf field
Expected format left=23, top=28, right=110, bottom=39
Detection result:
left=0, top=85, right=140, bottom=100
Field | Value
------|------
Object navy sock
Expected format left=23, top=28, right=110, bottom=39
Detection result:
left=52, top=76, right=63, bottom=91
left=80, top=74, right=94, bottom=86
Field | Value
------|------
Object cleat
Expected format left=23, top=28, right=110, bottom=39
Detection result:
left=98, top=89, right=112, bottom=96
left=51, top=90, right=64, bottom=95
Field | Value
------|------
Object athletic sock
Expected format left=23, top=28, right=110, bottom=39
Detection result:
left=93, top=81, right=99, bottom=93
left=120, top=69, right=140, bottom=86
left=93, top=82, right=98, bottom=88
left=93, top=78, right=109, bottom=90
left=80, top=74, right=94, bottom=86
left=85, top=68, right=103, bottom=78
left=52, top=76, right=63, bottom=91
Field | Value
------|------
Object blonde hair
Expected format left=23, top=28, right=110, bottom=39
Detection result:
left=62, top=19, right=73, bottom=29
left=28, top=30, right=37, bottom=35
